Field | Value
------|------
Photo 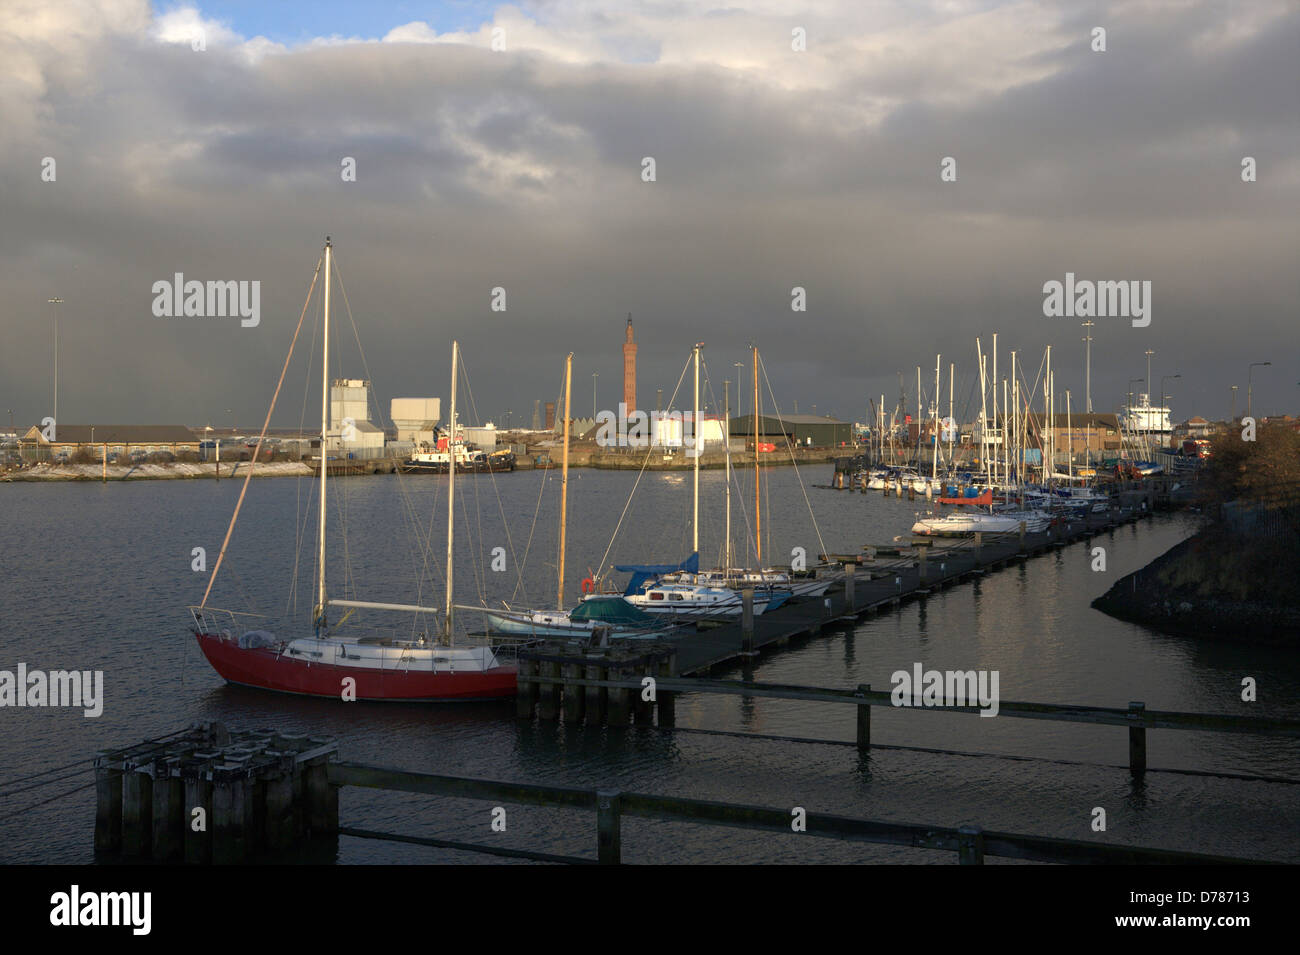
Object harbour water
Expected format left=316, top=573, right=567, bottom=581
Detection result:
left=2, top=468, right=1298, bottom=863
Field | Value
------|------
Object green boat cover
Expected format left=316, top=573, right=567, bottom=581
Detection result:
left=569, top=597, right=657, bottom=626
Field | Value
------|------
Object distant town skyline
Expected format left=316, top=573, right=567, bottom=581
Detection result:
left=2, top=0, right=1296, bottom=430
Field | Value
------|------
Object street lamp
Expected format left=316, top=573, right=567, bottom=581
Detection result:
left=1127, top=378, right=1144, bottom=449
left=47, top=297, right=62, bottom=424
left=1081, top=320, right=1095, bottom=412
left=592, top=372, right=598, bottom=419
left=1160, top=374, right=1180, bottom=447
left=1248, top=362, right=1270, bottom=418
left=1230, top=385, right=1238, bottom=422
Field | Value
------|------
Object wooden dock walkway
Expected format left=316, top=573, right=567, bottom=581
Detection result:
left=666, top=497, right=1150, bottom=676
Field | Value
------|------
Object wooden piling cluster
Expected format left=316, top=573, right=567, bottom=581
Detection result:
left=94, top=722, right=339, bottom=862
left=516, top=641, right=678, bottom=726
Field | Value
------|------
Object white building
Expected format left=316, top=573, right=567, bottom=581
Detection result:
left=327, top=379, right=384, bottom=457
left=462, top=423, right=498, bottom=450
left=651, top=413, right=727, bottom=450
left=391, top=397, right=441, bottom=447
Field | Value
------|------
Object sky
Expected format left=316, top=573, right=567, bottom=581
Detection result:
left=1, top=0, right=1297, bottom=432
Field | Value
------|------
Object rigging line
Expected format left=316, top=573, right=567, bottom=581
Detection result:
left=510, top=458, right=550, bottom=604
left=758, top=352, right=828, bottom=562
left=0, top=758, right=95, bottom=791
left=0, top=779, right=97, bottom=822
left=287, top=286, right=321, bottom=620
left=0, top=725, right=192, bottom=796
left=458, top=463, right=487, bottom=607
left=458, top=351, right=529, bottom=605
left=508, top=359, right=574, bottom=603
left=335, top=258, right=444, bottom=630
left=202, top=254, right=322, bottom=609
left=0, top=766, right=91, bottom=799
left=450, top=357, right=489, bottom=603
left=593, top=353, right=692, bottom=578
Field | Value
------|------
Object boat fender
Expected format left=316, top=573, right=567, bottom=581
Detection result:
left=581, top=577, right=595, bottom=594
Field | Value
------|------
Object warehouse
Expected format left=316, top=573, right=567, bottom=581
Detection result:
left=19, top=424, right=199, bottom=463
left=730, top=413, right=853, bottom=449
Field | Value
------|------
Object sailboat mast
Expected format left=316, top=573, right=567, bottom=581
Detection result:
left=931, top=354, right=940, bottom=479
left=693, top=343, right=700, bottom=556
left=948, top=361, right=954, bottom=469
left=1045, top=345, right=1052, bottom=483
left=1066, top=389, right=1073, bottom=482
left=753, top=345, right=760, bottom=564
left=317, top=237, right=331, bottom=619
left=991, top=333, right=998, bottom=486
left=557, top=352, right=573, bottom=608
left=444, top=340, right=458, bottom=641
left=725, top=377, right=731, bottom=569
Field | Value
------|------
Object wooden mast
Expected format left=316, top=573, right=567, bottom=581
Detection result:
left=557, top=352, right=573, bottom=608
left=693, top=343, right=700, bottom=556
left=444, top=340, right=458, bottom=642
left=753, top=344, right=760, bottom=564
left=724, top=376, right=731, bottom=570
left=316, top=237, right=331, bottom=627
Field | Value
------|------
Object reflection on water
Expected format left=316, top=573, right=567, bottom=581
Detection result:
left=1, top=469, right=1296, bottom=863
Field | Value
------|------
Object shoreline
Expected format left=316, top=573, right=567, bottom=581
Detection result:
left=3, top=449, right=845, bottom=482
left=1091, top=532, right=1300, bottom=646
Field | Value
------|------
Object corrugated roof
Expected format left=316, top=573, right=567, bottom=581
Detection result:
left=24, top=424, right=197, bottom=444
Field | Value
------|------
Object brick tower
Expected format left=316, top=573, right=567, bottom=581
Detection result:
left=622, top=315, right=637, bottom=417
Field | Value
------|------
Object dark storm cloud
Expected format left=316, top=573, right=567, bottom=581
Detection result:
left=1, top=0, right=1296, bottom=433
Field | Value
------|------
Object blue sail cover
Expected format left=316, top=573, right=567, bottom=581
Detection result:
left=614, top=552, right=699, bottom=596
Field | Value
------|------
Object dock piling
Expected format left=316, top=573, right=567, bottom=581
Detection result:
left=855, top=684, right=871, bottom=751
left=597, top=790, right=622, bottom=864
left=1128, top=701, right=1147, bottom=775
left=93, top=752, right=123, bottom=854
left=957, top=826, right=985, bottom=864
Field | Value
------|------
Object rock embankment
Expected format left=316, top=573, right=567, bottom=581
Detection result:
left=1092, top=532, right=1300, bottom=645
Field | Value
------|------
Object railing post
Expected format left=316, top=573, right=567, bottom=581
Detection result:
left=1128, top=701, right=1147, bottom=775
left=855, top=684, right=871, bottom=751
left=515, top=654, right=538, bottom=719
left=597, top=790, right=622, bottom=865
left=957, top=826, right=985, bottom=864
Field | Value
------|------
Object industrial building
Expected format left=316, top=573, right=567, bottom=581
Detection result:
left=326, top=379, right=384, bottom=457
left=390, top=397, right=441, bottom=448
left=19, top=424, right=200, bottom=463
left=730, top=413, right=852, bottom=448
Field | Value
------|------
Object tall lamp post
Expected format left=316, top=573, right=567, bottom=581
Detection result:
left=592, top=372, right=598, bottom=419
left=47, top=297, right=63, bottom=424
left=1231, top=385, right=1238, bottom=422
left=1160, top=374, right=1180, bottom=448
left=1081, top=320, right=1094, bottom=413
left=1128, top=378, right=1143, bottom=456
left=1248, top=362, right=1270, bottom=418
